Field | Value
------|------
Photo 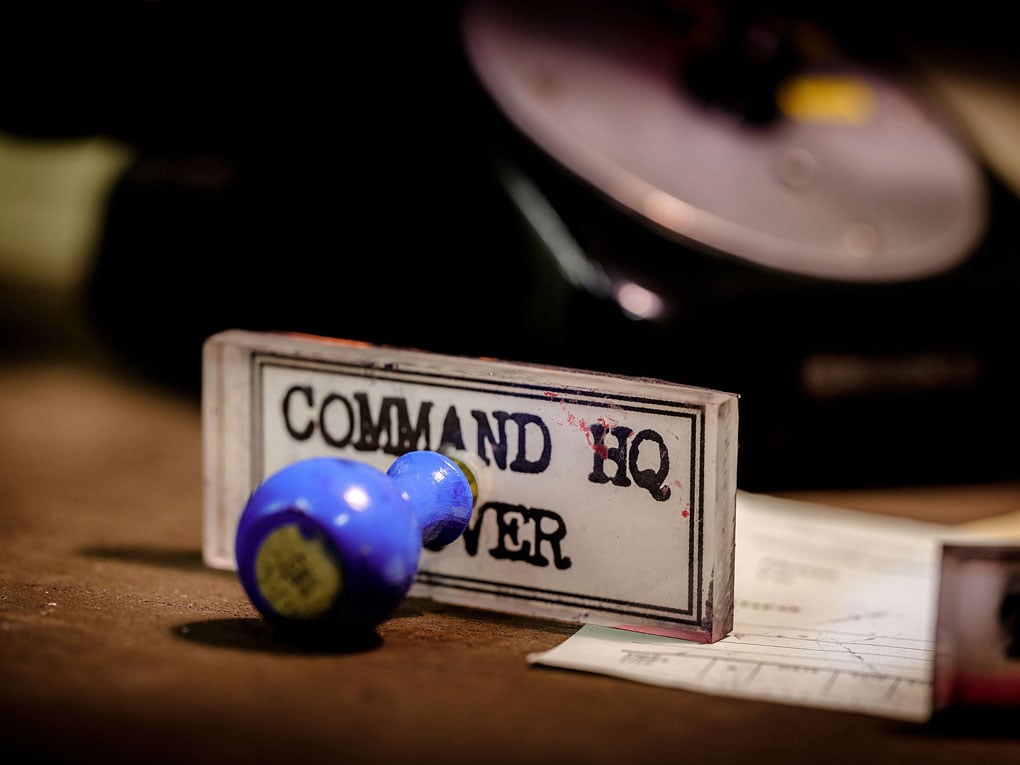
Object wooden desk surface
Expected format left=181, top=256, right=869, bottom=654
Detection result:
left=2, top=351, right=1019, bottom=765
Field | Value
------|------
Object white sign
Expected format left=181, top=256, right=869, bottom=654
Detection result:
left=203, top=330, right=738, bottom=641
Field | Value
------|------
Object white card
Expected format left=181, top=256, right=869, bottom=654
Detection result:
left=202, top=330, right=738, bottom=641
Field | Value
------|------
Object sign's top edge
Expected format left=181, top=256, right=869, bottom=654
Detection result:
left=205, top=329, right=740, bottom=405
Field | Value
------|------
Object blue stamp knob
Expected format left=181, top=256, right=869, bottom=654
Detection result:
left=235, top=451, right=474, bottom=631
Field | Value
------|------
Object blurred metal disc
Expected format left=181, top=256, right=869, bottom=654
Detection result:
left=462, top=0, right=987, bottom=282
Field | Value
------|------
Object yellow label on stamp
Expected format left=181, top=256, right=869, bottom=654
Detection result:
left=254, top=523, right=343, bottom=619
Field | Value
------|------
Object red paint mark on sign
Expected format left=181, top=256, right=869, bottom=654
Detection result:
left=547, top=395, right=614, bottom=457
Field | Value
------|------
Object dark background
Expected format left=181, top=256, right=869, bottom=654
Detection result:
left=2, top=0, right=1017, bottom=492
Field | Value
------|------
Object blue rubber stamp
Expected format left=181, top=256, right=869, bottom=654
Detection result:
left=235, top=451, right=474, bottom=630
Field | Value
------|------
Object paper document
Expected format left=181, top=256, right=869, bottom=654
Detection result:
left=529, top=491, right=975, bottom=721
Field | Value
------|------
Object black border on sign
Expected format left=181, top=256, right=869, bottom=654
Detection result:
left=249, top=351, right=707, bottom=626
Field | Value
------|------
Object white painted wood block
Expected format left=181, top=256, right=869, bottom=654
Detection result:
left=202, top=329, right=739, bottom=642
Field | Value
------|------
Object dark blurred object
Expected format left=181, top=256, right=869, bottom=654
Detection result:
left=3, top=1, right=1018, bottom=491
left=3, top=1, right=531, bottom=387
left=682, top=6, right=802, bottom=126
left=454, top=0, right=1020, bottom=491
left=932, top=544, right=1020, bottom=732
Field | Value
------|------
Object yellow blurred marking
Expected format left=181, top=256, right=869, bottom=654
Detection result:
left=777, top=76, right=875, bottom=124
